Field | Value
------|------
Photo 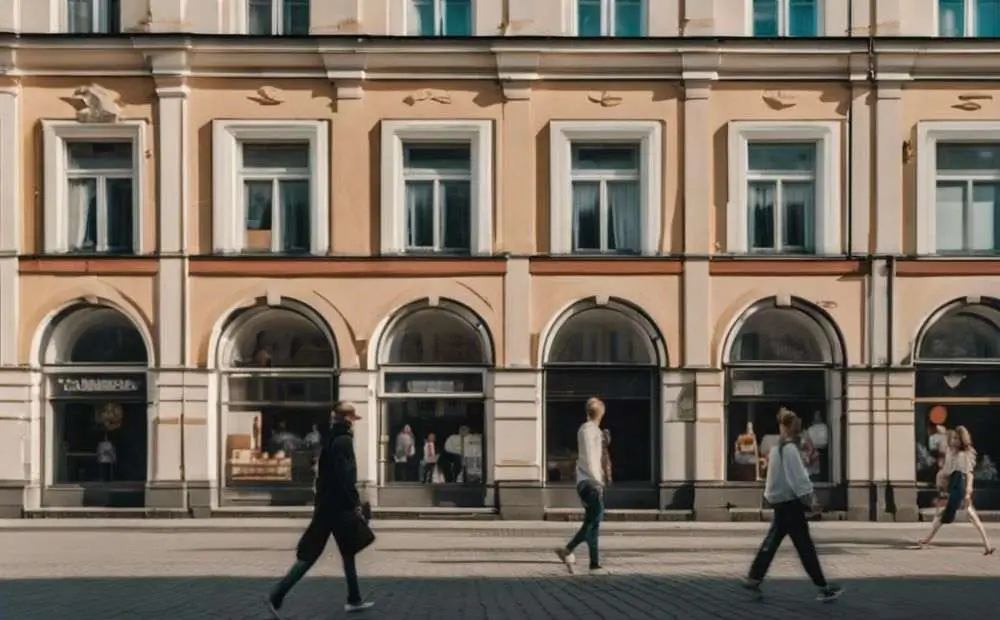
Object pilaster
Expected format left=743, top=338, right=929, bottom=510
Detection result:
left=0, top=79, right=20, bottom=368
left=493, top=368, right=543, bottom=519
left=681, top=74, right=714, bottom=255
left=849, top=74, right=872, bottom=255
left=660, top=370, right=695, bottom=509
left=338, top=370, right=376, bottom=503
left=874, top=80, right=905, bottom=255
left=504, top=258, right=531, bottom=367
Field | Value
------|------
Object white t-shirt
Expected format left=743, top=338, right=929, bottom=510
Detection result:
left=575, top=421, right=604, bottom=485
left=96, top=440, right=116, bottom=464
left=763, top=441, right=813, bottom=505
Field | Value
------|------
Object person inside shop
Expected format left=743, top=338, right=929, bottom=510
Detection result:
left=96, top=434, right=116, bottom=482
left=394, top=424, right=416, bottom=482
left=270, top=420, right=302, bottom=455
left=421, top=432, right=439, bottom=483
left=443, top=426, right=470, bottom=483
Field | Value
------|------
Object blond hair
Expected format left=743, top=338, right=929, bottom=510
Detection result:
left=953, top=425, right=977, bottom=459
left=586, top=397, right=606, bottom=419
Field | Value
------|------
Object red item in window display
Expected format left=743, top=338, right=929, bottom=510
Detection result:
left=95, top=402, right=124, bottom=431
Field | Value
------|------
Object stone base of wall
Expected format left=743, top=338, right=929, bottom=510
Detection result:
left=0, top=481, right=24, bottom=517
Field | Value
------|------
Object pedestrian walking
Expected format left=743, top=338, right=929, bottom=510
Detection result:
left=555, top=397, right=607, bottom=575
left=917, top=426, right=995, bottom=555
left=266, top=402, right=375, bottom=618
left=743, top=408, right=843, bottom=602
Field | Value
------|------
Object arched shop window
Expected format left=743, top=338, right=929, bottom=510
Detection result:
left=217, top=301, right=336, bottom=504
left=915, top=300, right=1000, bottom=509
left=42, top=304, right=150, bottom=506
left=377, top=300, right=492, bottom=507
left=724, top=299, right=843, bottom=484
left=543, top=300, right=664, bottom=490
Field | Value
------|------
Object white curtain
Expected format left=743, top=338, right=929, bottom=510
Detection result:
left=971, top=183, right=999, bottom=251
left=67, top=178, right=97, bottom=251
left=781, top=181, right=814, bottom=250
left=405, top=181, right=434, bottom=248
left=936, top=182, right=965, bottom=252
left=572, top=182, right=600, bottom=251
left=608, top=181, right=641, bottom=252
left=748, top=181, right=775, bottom=250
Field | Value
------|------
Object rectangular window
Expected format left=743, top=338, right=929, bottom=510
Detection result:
left=240, top=142, right=311, bottom=254
left=577, top=0, right=644, bottom=36
left=65, top=141, right=134, bottom=254
left=933, top=143, right=1000, bottom=253
left=67, top=0, right=120, bottom=34
left=941, top=0, right=1000, bottom=36
left=746, top=142, right=817, bottom=254
left=408, top=0, right=472, bottom=36
left=570, top=144, right=642, bottom=253
left=247, top=0, right=310, bottom=35
left=752, top=0, right=818, bottom=37
left=403, top=144, right=472, bottom=253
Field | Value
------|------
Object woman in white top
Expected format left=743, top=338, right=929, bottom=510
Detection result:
left=918, top=426, right=995, bottom=554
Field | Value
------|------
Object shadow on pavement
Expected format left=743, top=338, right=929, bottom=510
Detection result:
left=0, top=574, right=996, bottom=620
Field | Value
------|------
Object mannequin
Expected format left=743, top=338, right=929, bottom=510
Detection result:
left=394, top=424, right=416, bottom=482
left=96, top=433, right=116, bottom=482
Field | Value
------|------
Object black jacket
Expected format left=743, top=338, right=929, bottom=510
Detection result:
left=314, top=421, right=361, bottom=512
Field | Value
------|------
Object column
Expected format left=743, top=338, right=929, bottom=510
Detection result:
left=849, top=77, right=872, bottom=256
left=875, top=82, right=904, bottom=255
left=0, top=78, right=25, bottom=517
left=148, top=76, right=191, bottom=511
left=844, top=369, right=874, bottom=520
left=338, top=370, right=376, bottom=504
left=498, top=76, right=535, bottom=254
left=692, top=370, right=726, bottom=520
left=660, top=370, right=694, bottom=516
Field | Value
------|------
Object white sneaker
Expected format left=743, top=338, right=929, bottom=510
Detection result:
left=554, top=548, right=577, bottom=574
left=345, top=601, right=375, bottom=613
left=264, top=598, right=287, bottom=620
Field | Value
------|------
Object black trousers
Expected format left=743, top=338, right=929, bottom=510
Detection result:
left=294, top=508, right=362, bottom=604
left=748, top=500, right=827, bottom=587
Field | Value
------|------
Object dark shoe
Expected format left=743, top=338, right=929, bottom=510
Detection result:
left=741, top=577, right=763, bottom=600
left=345, top=600, right=375, bottom=613
left=265, top=596, right=287, bottom=620
left=817, top=585, right=844, bottom=603
left=986, top=547, right=996, bottom=556
left=588, top=565, right=608, bottom=575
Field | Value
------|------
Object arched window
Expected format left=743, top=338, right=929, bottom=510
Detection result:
left=547, top=307, right=657, bottom=365
left=376, top=301, right=492, bottom=503
left=217, top=302, right=337, bottom=504
left=724, top=299, right=842, bottom=486
left=42, top=304, right=150, bottom=496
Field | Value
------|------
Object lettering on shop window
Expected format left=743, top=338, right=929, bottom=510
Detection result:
left=51, top=374, right=146, bottom=399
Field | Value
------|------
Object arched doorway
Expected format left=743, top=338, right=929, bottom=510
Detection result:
left=216, top=301, right=337, bottom=506
left=543, top=299, right=664, bottom=509
left=376, top=300, right=493, bottom=508
left=915, top=300, right=1000, bottom=510
left=41, top=303, right=150, bottom=508
left=724, top=299, right=843, bottom=496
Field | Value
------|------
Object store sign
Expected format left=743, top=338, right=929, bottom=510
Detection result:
left=51, top=374, right=147, bottom=399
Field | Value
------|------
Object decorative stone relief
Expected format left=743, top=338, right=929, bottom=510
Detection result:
left=69, top=84, right=122, bottom=123
left=952, top=93, right=992, bottom=111
left=587, top=91, right=623, bottom=107
left=248, top=86, right=284, bottom=106
left=762, top=90, right=797, bottom=110
left=403, top=89, right=452, bottom=105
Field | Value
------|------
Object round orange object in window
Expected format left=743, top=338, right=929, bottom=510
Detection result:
left=929, top=405, right=948, bottom=426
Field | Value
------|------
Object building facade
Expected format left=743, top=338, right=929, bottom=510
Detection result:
left=1, top=0, right=999, bottom=521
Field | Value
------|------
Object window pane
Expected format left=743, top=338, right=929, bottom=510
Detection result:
left=409, top=0, right=436, bottom=35
left=244, top=180, right=273, bottom=252
left=442, top=0, right=472, bottom=35
left=67, top=178, right=97, bottom=252
left=971, top=182, right=999, bottom=251
left=939, top=0, right=966, bottom=35
left=105, top=0, right=121, bottom=33
left=67, top=141, right=132, bottom=170
left=752, top=0, right=779, bottom=36
left=782, top=181, right=814, bottom=251
left=283, top=0, right=310, bottom=34
left=242, top=142, right=309, bottom=170
left=607, top=181, right=641, bottom=252
left=248, top=0, right=273, bottom=34
left=404, top=145, right=471, bottom=172
left=937, top=143, right=1000, bottom=171
left=979, top=0, right=1000, bottom=36
left=572, top=144, right=639, bottom=171
left=578, top=0, right=603, bottom=36
left=67, top=0, right=94, bottom=33
left=405, top=181, right=435, bottom=248
left=748, top=181, right=776, bottom=250
left=279, top=180, right=310, bottom=253
left=936, top=182, right=966, bottom=252
left=614, top=0, right=644, bottom=36
left=788, top=0, right=818, bottom=36
left=106, top=177, right=133, bottom=253
left=572, top=181, right=601, bottom=251
left=748, top=142, right=816, bottom=173
left=442, top=181, right=471, bottom=251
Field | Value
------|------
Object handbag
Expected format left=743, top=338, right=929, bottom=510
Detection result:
left=333, top=509, right=376, bottom=557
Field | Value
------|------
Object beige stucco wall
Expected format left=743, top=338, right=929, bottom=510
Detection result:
left=19, top=78, right=157, bottom=255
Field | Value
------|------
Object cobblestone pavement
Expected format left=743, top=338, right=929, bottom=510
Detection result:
left=1, top=523, right=999, bottom=619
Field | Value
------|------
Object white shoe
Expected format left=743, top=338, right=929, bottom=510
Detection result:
left=554, top=548, right=576, bottom=574
left=264, top=598, right=287, bottom=620
left=345, top=601, right=375, bottom=613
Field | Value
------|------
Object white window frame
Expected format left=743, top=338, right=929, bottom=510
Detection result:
left=936, top=0, right=994, bottom=37
left=63, top=0, right=119, bottom=34
left=727, top=121, right=841, bottom=255
left=406, top=0, right=473, bottom=36
left=240, top=144, right=312, bottom=254
left=42, top=120, right=146, bottom=254
left=212, top=120, right=329, bottom=255
left=569, top=0, right=647, bottom=36
left=746, top=0, right=822, bottom=37
left=402, top=144, right=473, bottom=253
left=236, top=0, right=310, bottom=35
left=916, top=121, right=1000, bottom=255
left=381, top=120, right=493, bottom=255
left=550, top=121, right=662, bottom=255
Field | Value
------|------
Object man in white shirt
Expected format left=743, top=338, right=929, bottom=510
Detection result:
left=743, top=409, right=843, bottom=603
left=554, top=397, right=606, bottom=574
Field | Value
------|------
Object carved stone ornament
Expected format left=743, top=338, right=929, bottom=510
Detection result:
left=248, top=86, right=284, bottom=106
left=762, top=90, right=797, bottom=110
left=953, top=93, right=993, bottom=112
left=70, top=84, right=122, bottom=123
left=587, top=91, right=623, bottom=107
left=403, top=89, right=452, bottom=106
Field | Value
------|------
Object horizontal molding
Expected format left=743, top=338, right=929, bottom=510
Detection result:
left=895, top=260, right=1000, bottom=277
left=189, top=256, right=507, bottom=277
left=19, top=256, right=159, bottom=275
left=530, top=257, right=683, bottom=276
left=709, top=259, right=867, bottom=276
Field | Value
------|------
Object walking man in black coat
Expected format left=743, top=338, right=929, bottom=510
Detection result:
left=266, top=401, right=374, bottom=617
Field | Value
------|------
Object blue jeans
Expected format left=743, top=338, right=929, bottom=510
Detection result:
left=566, top=480, right=604, bottom=567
